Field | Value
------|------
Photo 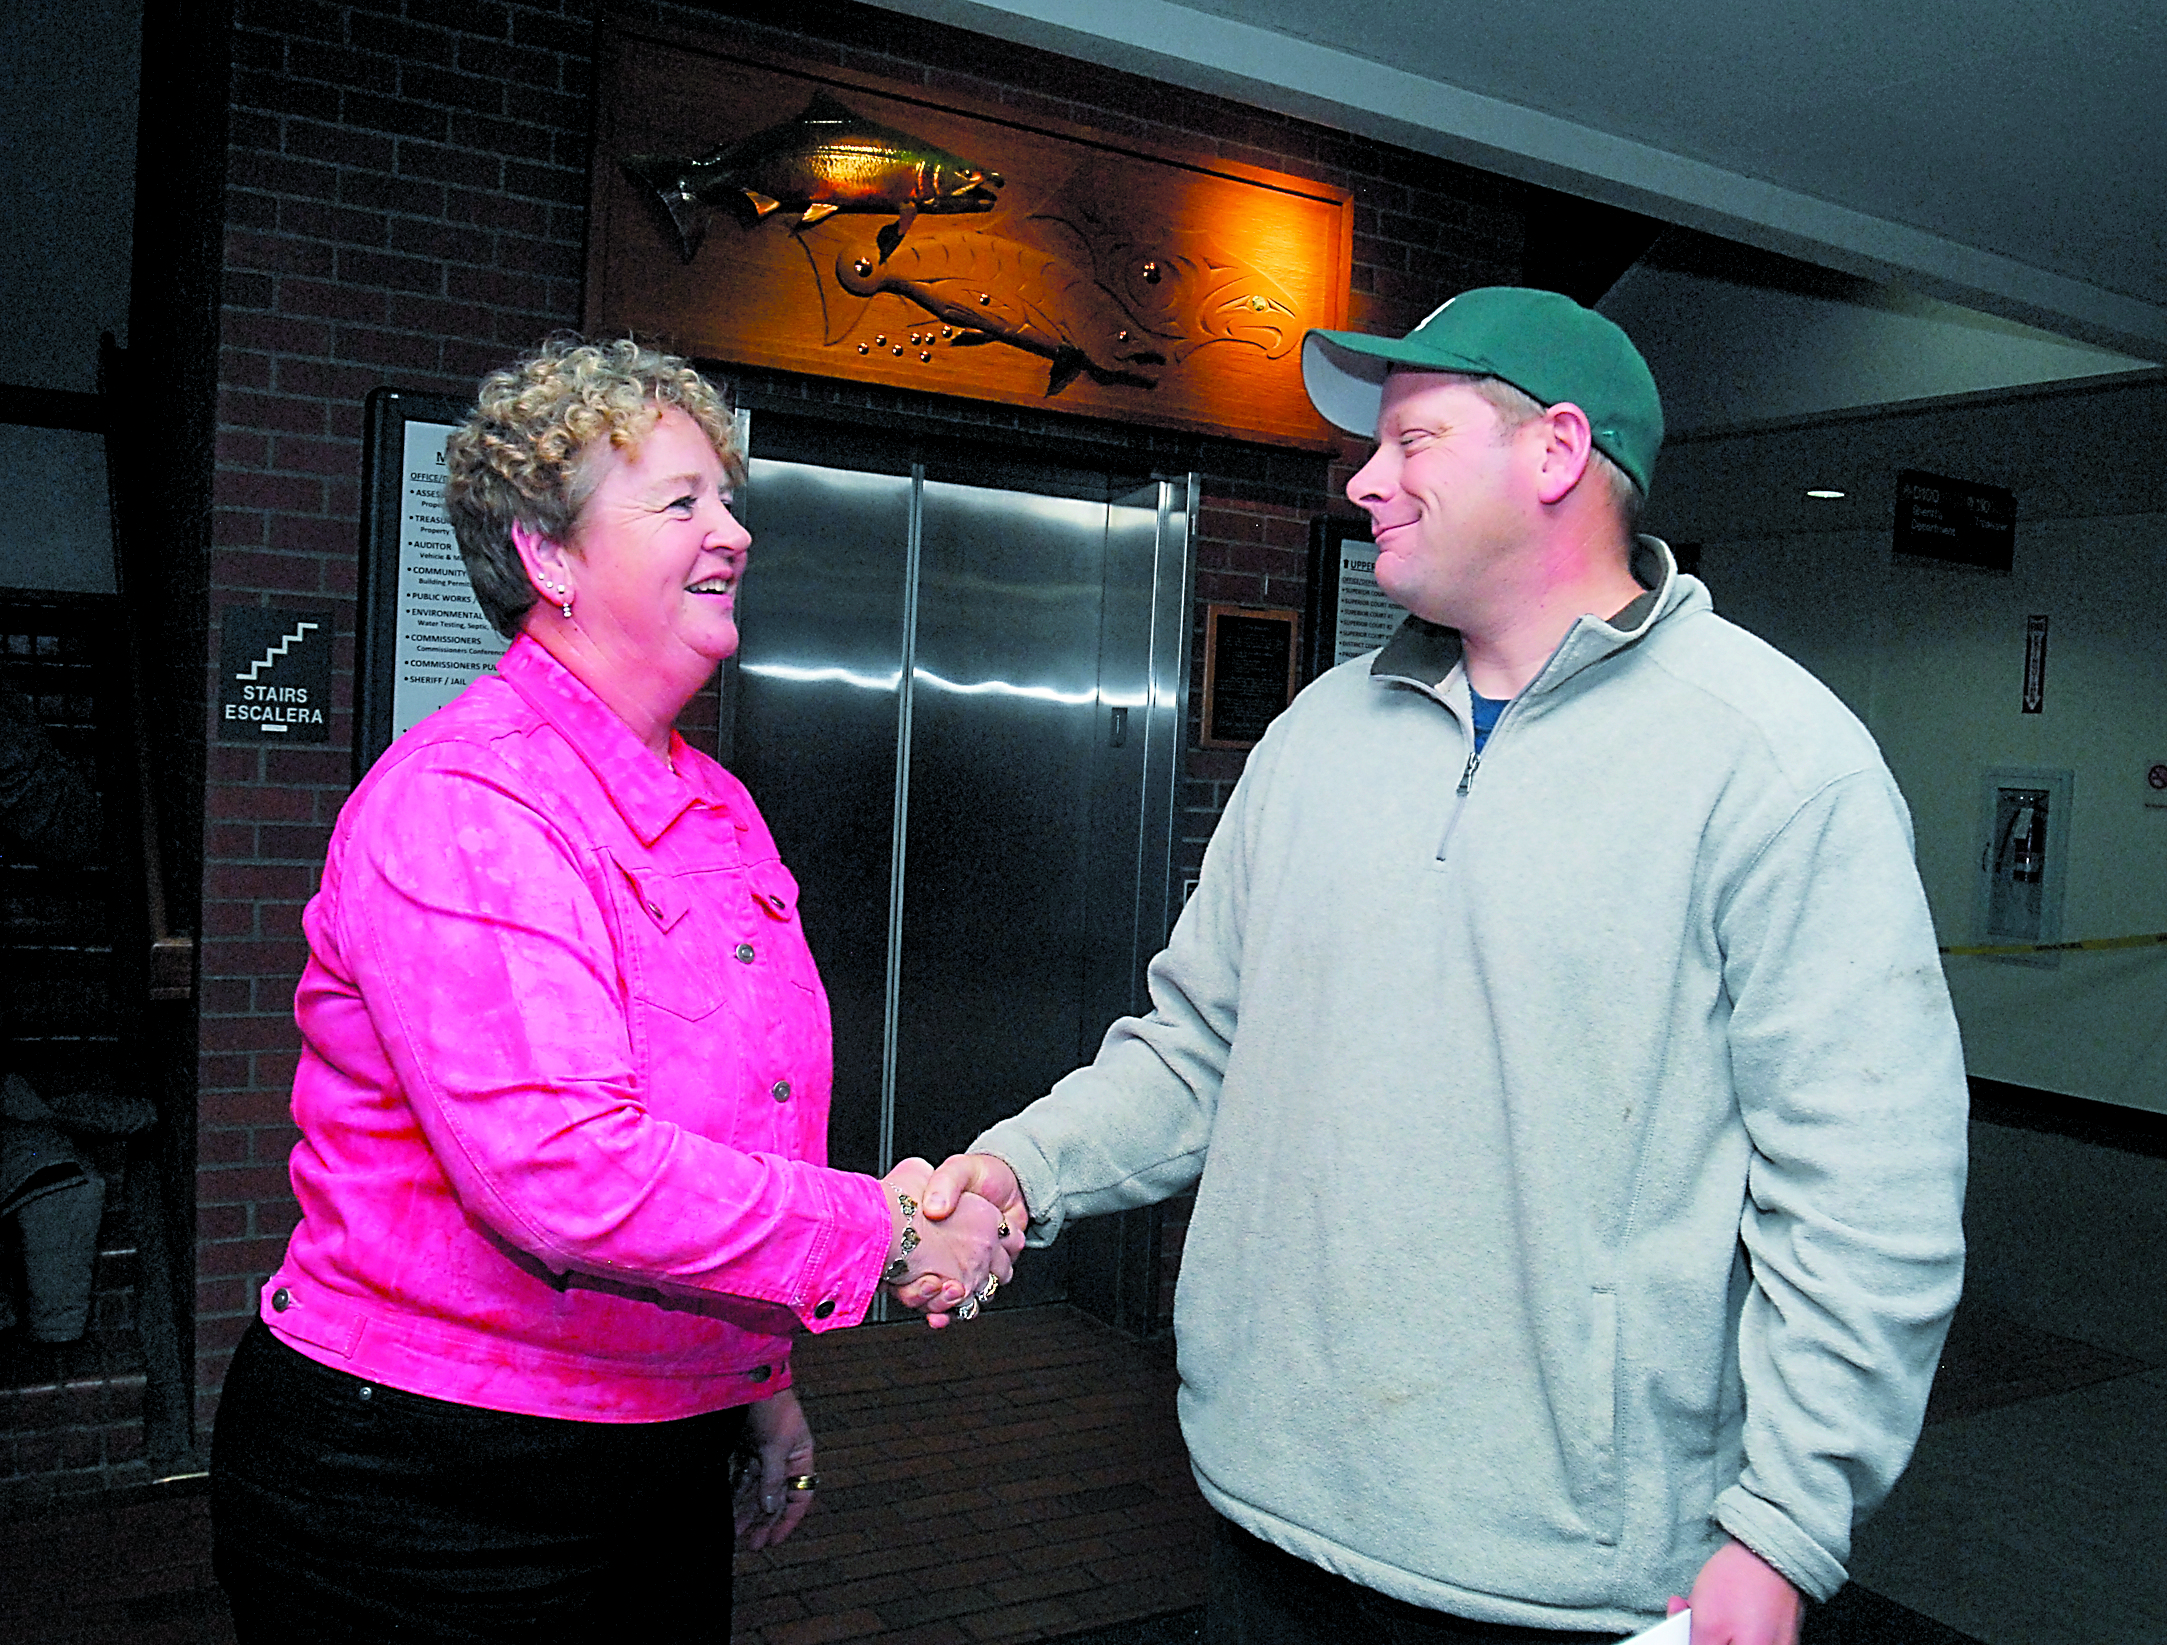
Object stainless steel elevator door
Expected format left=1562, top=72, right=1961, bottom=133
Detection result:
left=895, top=478, right=1109, bottom=1167
left=731, top=419, right=1192, bottom=1313
left=731, top=457, right=914, bottom=1179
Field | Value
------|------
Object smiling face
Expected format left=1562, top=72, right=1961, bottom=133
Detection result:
left=564, top=405, right=750, bottom=703
left=1346, top=373, right=1543, bottom=629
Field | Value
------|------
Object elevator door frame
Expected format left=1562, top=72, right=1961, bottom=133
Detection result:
left=721, top=411, right=1195, bottom=1331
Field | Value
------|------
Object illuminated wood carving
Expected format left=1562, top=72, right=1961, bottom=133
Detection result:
left=585, top=23, right=1352, bottom=451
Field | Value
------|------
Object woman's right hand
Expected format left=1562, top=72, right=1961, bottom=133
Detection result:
left=880, top=1157, right=1017, bottom=1323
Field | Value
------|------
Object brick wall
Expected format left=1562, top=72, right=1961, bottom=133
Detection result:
left=197, top=0, right=597, bottom=1433
left=192, top=0, right=1523, bottom=1425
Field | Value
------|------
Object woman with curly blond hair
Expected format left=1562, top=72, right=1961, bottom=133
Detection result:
left=209, top=337, right=1017, bottom=1642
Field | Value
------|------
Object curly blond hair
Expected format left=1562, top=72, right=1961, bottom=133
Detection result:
left=444, top=336, right=741, bottom=638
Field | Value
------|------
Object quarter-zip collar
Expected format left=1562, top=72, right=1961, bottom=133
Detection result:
left=1371, top=538, right=1688, bottom=842
left=1370, top=537, right=1688, bottom=709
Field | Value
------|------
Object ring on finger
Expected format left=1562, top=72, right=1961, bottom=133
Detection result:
left=786, top=1473, right=819, bottom=1492
left=957, top=1294, right=981, bottom=1321
left=978, top=1275, right=999, bottom=1302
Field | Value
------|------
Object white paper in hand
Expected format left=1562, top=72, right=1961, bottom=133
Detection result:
left=1618, top=1611, right=1690, bottom=1645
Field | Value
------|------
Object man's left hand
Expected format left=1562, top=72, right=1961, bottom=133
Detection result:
left=1669, top=1538, right=1803, bottom=1645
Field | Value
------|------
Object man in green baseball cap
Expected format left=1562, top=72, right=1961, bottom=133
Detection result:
left=918, top=289, right=1966, bottom=1645
left=1302, top=287, right=1664, bottom=692
left=1305, top=284, right=1664, bottom=494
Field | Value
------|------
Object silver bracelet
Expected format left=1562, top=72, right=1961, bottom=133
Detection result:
left=883, top=1192, right=920, bottom=1285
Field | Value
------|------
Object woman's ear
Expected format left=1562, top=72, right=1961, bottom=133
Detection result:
left=510, top=520, right=570, bottom=601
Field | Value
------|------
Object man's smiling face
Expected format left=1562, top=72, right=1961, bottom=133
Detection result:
left=1346, top=372, right=1542, bottom=629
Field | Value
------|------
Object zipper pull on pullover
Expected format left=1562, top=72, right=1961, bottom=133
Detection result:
left=1457, top=750, right=1481, bottom=795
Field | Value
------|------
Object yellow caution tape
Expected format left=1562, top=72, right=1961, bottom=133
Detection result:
left=1940, top=931, right=2167, bottom=957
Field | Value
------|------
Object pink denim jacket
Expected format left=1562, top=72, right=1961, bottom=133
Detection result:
left=260, top=637, right=892, bottom=1421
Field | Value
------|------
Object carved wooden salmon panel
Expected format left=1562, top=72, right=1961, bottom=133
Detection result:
left=1029, top=197, right=1302, bottom=363
left=832, top=231, right=1167, bottom=395
left=625, top=91, right=1002, bottom=261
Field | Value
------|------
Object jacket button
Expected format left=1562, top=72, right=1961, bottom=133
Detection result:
left=749, top=1364, right=773, bottom=1382
left=771, top=1079, right=791, bottom=1103
left=271, top=1287, right=292, bottom=1312
left=813, top=1299, right=836, bottom=1319
left=734, top=943, right=756, bottom=963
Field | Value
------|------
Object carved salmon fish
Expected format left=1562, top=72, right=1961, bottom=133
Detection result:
left=624, top=91, right=1002, bottom=261
left=832, top=232, right=1165, bottom=395
left=1029, top=202, right=1301, bottom=362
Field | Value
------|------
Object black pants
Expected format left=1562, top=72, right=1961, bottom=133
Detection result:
left=1206, top=1517, right=1627, bottom=1645
left=210, top=1320, right=748, bottom=1643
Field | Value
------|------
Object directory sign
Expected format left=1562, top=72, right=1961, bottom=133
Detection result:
left=357, top=388, right=508, bottom=779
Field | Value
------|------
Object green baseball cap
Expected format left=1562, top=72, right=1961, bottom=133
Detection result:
left=1303, top=286, right=1664, bottom=495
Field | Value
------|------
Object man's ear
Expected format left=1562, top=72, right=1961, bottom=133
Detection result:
left=1531, top=401, right=1597, bottom=506
left=510, top=520, right=569, bottom=596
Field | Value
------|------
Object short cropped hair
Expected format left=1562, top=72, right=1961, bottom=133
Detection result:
left=1444, top=372, right=1644, bottom=535
left=444, top=336, right=740, bottom=638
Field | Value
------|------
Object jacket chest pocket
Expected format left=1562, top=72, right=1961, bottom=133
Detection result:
left=740, top=860, right=812, bottom=974
left=719, top=859, right=830, bottom=1122
left=611, top=858, right=739, bottom=1021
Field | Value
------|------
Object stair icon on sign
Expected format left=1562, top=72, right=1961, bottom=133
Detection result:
left=234, top=621, right=320, bottom=681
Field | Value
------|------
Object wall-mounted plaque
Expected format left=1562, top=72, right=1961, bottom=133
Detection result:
left=356, top=388, right=510, bottom=781
left=585, top=23, right=1351, bottom=452
left=1305, top=516, right=1405, bottom=680
left=218, top=606, right=333, bottom=743
left=1202, top=604, right=1300, bottom=749
left=1895, top=468, right=2015, bottom=573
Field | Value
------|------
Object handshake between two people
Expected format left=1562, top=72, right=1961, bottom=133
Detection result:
left=877, top=1153, right=1028, bottom=1327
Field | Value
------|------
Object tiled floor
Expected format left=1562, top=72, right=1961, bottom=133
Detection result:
left=1851, top=1368, right=2167, bottom=1645
left=0, top=1304, right=1209, bottom=1645
left=0, top=1481, right=230, bottom=1644
left=733, top=1306, right=1208, bottom=1645
left=1917, top=1304, right=2154, bottom=1427
left=0, top=1297, right=2158, bottom=1645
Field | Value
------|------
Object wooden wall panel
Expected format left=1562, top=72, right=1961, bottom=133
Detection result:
left=586, top=24, right=1351, bottom=451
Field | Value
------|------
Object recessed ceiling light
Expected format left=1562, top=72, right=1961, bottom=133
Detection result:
left=1805, top=488, right=1846, bottom=500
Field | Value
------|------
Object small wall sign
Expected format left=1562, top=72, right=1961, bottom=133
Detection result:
left=219, top=607, right=333, bottom=742
left=2022, top=614, right=2048, bottom=714
left=1895, top=469, right=2016, bottom=573
left=1201, top=604, right=1300, bottom=749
